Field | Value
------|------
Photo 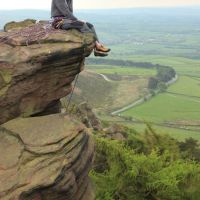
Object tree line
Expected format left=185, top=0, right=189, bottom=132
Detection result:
left=86, top=58, right=169, bottom=69
left=148, top=66, right=176, bottom=91
left=86, top=58, right=176, bottom=91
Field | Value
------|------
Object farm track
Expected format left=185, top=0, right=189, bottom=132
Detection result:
left=87, top=70, right=112, bottom=82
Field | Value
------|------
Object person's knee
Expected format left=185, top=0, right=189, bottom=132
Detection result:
left=86, top=22, right=94, bottom=29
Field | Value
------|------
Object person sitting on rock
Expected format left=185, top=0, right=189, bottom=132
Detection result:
left=51, top=0, right=111, bottom=57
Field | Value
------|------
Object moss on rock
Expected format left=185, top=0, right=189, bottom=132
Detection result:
left=4, top=19, right=36, bottom=32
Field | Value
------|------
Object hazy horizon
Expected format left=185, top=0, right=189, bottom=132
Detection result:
left=0, top=0, right=200, bottom=10
left=1, top=5, right=200, bottom=11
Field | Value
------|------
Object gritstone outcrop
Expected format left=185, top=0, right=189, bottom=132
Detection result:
left=0, top=19, right=95, bottom=124
left=0, top=20, right=95, bottom=200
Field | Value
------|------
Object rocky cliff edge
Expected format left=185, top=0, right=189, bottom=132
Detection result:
left=0, top=19, right=95, bottom=124
left=0, top=20, right=95, bottom=200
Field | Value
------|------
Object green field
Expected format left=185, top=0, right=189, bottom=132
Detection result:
left=116, top=56, right=200, bottom=76
left=131, top=123, right=200, bottom=142
left=121, top=73, right=200, bottom=125
left=88, top=65, right=156, bottom=76
left=99, top=114, right=200, bottom=141
left=108, top=55, right=200, bottom=76
left=122, top=93, right=200, bottom=122
left=88, top=58, right=200, bottom=141
left=168, top=76, right=200, bottom=97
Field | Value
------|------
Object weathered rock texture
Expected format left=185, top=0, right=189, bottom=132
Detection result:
left=0, top=20, right=95, bottom=124
left=0, top=114, right=95, bottom=200
left=0, top=20, right=95, bottom=200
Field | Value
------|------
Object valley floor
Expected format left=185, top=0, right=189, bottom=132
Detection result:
left=84, top=56, right=200, bottom=141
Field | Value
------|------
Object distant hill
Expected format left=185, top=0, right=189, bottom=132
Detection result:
left=1, top=6, right=200, bottom=28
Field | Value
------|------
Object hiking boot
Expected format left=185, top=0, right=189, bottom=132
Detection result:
left=94, top=49, right=108, bottom=57
left=96, top=45, right=111, bottom=53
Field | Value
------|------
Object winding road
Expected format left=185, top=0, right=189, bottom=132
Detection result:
left=87, top=70, right=112, bottom=82
left=111, top=74, right=178, bottom=115
left=98, top=73, right=112, bottom=82
left=87, top=69, right=179, bottom=116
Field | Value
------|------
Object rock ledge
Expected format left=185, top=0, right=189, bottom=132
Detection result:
left=0, top=20, right=95, bottom=124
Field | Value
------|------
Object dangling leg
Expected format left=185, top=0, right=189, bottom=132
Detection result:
left=85, top=22, right=110, bottom=57
left=85, top=22, right=99, bottom=42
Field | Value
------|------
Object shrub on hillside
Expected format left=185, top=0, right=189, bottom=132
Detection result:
left=91, top=126, right=200, bottom=200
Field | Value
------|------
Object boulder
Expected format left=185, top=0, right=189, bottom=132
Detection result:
left=0, top=114, right=95, bottom=200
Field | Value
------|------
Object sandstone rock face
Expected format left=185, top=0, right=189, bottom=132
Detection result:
left=0, top=20, right=95, bottom=124
left=0, top=114, right=95, bottom=200
left=0, top=21, right=95, bottom=200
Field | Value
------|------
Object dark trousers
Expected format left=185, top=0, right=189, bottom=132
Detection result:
left=61, top=20, right=99, bottom=42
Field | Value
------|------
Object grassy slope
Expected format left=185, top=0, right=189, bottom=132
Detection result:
left=71, top=70, right=148, bottom=112
left=110, top=78, right=148, bottom=110
left=71, top=71, right=116, bottom=111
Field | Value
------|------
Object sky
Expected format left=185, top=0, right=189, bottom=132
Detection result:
left=0, top=0, right=200, bottom=10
